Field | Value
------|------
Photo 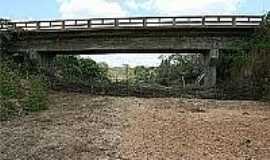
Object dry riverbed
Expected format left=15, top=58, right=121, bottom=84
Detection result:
left=1, top=91, right=270, bottom=160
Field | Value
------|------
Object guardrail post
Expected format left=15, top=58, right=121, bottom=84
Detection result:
left=232, top=17, right=236, bottom=26
left=87, top=20, right=91, bottom=28
left=115, top=19, right=119, bottom=27
left=37, top=22, right=40, bottom=30
left=12, top=23, right=16, bottom=30
left=143, top=18, right=147, bottom=27
left=173, top=17, right=176, bottom=26
left=62, top=21, right=65, bottom=29
left=202, top=16, right=205, bottom=26
left=261, top=16, right=265, bottom=26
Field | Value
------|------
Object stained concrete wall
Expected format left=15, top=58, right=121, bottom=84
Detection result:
left=0, top=32, right=3, bottom=50
left=203, top=49, right=219, bottom=87
left=0, top=31, right=13, bottom=56
left=10, top=28, right=254, bottom=54
left=38, top=53, right=56, bottom=69
left=0, top=32, right=5, bottom=59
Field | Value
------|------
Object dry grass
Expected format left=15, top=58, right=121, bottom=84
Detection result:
left=1, top=91, right=270, bottom=160
left=120, top=99, right=270, bottom=160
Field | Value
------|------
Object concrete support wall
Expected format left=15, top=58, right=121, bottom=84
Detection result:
left=0, top=37, right=2, bottom=53
left=38, top=54, right=56, bottom=67
left=0, top=42, right=2, bottom=63
left=203, top=49, right=219, bottom=87
left=36, top=52, right=56, bottom=75
left=0, top=33, right=5, bottom=62
left=0, top=32, right=13, bottom=58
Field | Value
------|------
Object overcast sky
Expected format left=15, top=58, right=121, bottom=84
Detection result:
left=1, top=0, right=269, bottom=67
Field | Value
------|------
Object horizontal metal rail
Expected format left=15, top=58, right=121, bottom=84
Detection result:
left=0, top=15, right=264, bottom=31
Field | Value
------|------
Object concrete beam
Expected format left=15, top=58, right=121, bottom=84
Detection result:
left=10, top=28, right=253, bottom=54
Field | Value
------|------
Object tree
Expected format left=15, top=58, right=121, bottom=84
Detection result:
left=55, top=56, right=109, bottom=83
left=155, top=54, right=202, bottom=86
left=134, top=66, right=156, bottom=83
left=98, top=62, right=109, bottom=75
left=216, top=11, right=270, bottom=99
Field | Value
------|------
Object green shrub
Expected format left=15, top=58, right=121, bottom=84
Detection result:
left=0, top=66, right=19, bottom=98
left=22, top=77, right=48, bottom=112
left=0, top=65, right=21, bottom=120
left=0, top=59, right=48, bottom=121
left=55, top=56, right=109, bottom=84
left=0, top=99, right=20, bottom=121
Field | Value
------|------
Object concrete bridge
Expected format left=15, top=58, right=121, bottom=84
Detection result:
left=0, top=15, right=265, bottom=87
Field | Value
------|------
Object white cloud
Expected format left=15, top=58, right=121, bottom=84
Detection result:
left=57, top=0, right=245, bottom=18
left=83, top=54, right=163, bottom=67
left=153, top=0, right=243, bottom=15
left=57, top=0, right=127, bottom=18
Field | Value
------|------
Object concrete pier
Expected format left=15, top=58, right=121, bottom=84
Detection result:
left=203, top=49, right=219, bottom=87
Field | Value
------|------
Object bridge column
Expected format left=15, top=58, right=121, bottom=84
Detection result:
left=0, top=43, right=2, bottom=63
left=203, top=49, right=219, bottom=87
left=26, top=50, right=56, bottom=74
left=0, top=35, right=3, bottom=55
left=37, top=53, right=56, bottom=75
left=0, top=33, right=5, bottom=61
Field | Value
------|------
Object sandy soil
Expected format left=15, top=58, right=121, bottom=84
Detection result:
left=1, top=91, right=270, bottom=160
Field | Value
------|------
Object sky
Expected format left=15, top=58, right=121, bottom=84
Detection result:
left=1, top=0, right=269, bottom=67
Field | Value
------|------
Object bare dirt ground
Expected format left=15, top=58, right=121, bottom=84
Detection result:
left=1, top=91, right=270, bottom=160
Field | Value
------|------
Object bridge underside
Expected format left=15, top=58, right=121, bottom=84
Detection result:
left=36, top=49, right=219, bottom=88
left=2, top=27, right=257, bottom=88
left=9, top=28, right=254, bottom=53
left=38, top=49, right=208, bottom=55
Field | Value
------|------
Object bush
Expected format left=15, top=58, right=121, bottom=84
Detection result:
left=0, top=66, right=19, bottom=98
left=22, top=77, right=48, bottom=112
left=55, top=56, right=109, bottom=85
left=0, top=99, right=20, bottom=121
left=0, top=65, right=21, bottom=120
left=0, top=59, right=48, bottom=121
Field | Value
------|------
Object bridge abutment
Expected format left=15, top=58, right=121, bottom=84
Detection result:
left=36, top=52, right=56, bottom=74
left=203, top=49, right=219, bottom=87
left=0, top=32, right=7, bottom=62
left=0, top=34, right=3, bottom=57
left=28, top=50, right=56, bottom=73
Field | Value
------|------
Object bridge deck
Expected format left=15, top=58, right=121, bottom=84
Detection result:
left=0, top=15, right=264, bottom=31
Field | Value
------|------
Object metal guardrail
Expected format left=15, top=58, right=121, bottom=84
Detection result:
left=0, top=15, right=264, bottom=31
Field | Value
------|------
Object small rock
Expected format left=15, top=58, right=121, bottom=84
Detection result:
left=242, top=112, right=250, bottom=115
